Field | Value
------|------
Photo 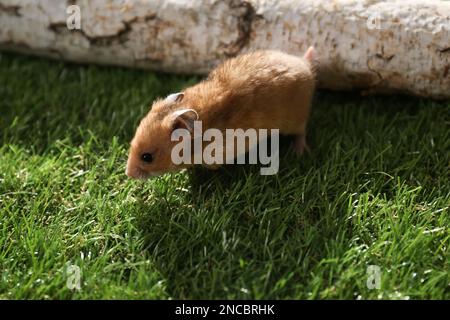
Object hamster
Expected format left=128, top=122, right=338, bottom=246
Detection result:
left=126, top=47, right=316, bottom=179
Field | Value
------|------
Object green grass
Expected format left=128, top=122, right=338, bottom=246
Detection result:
left=0, top=52, right=449, bottom=300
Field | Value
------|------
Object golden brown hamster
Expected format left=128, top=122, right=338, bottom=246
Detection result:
left=126, top=47, right=316, bottom=179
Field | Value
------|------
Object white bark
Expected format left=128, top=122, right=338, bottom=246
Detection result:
left=0, top=0, right=449, bottom=99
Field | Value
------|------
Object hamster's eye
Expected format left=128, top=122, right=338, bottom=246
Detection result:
left=141, top=153, right=153, bottom=163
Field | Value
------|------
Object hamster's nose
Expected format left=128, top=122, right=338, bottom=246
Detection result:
left=125, top=163, right=136, bottom=178
left=126, top=163, right=147, bottom=179
left=125, top=158, right=136, bottom=177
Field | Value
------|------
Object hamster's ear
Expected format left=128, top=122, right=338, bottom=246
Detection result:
left=170, top=108, right=199, bottom=133
left=303, top=46, right=315, bottom=62
left=165, top=92, right=184, bottom=103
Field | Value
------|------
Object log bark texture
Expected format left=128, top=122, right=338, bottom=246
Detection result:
left=0, top=0, right=449, bottom=99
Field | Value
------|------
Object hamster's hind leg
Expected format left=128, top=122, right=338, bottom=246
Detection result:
left=294, top=133, right=310, bottom=157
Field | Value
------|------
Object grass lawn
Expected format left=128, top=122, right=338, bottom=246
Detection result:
left=0, top=52, right=449, bottom=299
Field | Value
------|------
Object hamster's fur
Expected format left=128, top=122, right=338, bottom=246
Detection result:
left=126, top=47, right=316, bottom=179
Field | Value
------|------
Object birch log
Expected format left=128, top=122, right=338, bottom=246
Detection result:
left=0, top=0, right=449, bottom=99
